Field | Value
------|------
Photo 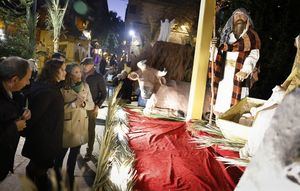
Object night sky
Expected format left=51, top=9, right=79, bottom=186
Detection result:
left=107, top=0, right=128, bottom=21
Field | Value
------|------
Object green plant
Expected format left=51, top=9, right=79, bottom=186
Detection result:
left=25, top=0, right=38, bottom=58
left=0, top=19, right=31, bottom=58
left=0, top=0, right=38, bottom=58
left=46, top=0, right=69, bottom=52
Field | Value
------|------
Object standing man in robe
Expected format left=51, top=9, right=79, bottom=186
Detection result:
left=209, top=8, right=261, bottom=115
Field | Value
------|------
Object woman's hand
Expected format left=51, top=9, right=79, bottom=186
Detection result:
left=75, top=98, right=85, bottom=107
left=15, top=120, right=26, bottom=131
left=75, top=95, right=87, bottom=108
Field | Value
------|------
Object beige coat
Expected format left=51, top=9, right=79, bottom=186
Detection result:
left=61, top=83, right=94, bottom=148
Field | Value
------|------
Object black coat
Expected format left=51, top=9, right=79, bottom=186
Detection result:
left=22, top=82, right=64, bottom=168
left=85, top=71, right=107, bottom=107
left=0, top=82, right=23, bottom=181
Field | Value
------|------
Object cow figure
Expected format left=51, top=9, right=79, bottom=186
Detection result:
left=128, top=60, right=190, bottom=116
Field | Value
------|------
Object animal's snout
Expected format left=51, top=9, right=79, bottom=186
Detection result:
left=141, top=87, right=153, bottom=99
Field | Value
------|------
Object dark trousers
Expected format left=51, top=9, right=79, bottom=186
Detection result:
left=86, top=110, right=97, bottom=156
left=0, top=171, right=8, bottom=182
left=26, top=160, right=51, bottom=191
left=54, top=146, right=81, bottom=190
left=0, top=160, right=10, bottom=181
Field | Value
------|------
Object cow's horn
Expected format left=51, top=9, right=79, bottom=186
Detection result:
left=157, top=70, right=167, bottom=77
left=137, top=60, right=147, bottom=71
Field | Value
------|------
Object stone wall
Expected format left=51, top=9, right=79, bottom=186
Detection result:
left=236, top=88, right=300, bottom=191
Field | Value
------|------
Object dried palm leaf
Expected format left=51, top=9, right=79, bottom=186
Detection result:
left=215, top=156, right=249, bottom=167
left=93, top=84, right=136, bottom=191
left=191, top=135, right=245, bottom=149
left=190, top=121, right=247, bottom=167
left=191, top=121, right=223, bottom=137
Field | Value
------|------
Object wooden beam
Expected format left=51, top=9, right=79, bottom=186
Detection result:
left=186, top=0, right=215, bottom=120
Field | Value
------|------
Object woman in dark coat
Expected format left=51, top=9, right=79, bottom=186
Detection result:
left=0, top=57, right=32, bottom=181
left=22, top=59, right=66, bottom=190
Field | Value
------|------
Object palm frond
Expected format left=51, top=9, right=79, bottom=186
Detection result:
left=93, top=83, right=137, bottom=191
left=125, top=105, right=185, bottom=121
left=148, top=112, right=185, bottom=121
left=215, top=156, right=249, bottom=167
left=191, top=121, right=223, bottom=137
left=46, top=0, right=68, bottom=51
left=26, top=5, right=39, bottom=58
left=191, top=135, right=245, bottom=150
left=190, top=120, right=247, bottom=167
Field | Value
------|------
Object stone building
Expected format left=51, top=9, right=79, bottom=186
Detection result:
left=36, top=0, right=109, bottom=64
left=125, top=0, right=200, bottom=56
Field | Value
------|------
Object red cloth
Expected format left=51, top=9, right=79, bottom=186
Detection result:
left=127, top=110, right=243, bottom=191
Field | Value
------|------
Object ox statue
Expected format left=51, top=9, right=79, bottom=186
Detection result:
left=128, top=60, right=190, bottom=116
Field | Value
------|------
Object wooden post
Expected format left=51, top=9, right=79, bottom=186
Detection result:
left=186, top=0, right=215, bottom=120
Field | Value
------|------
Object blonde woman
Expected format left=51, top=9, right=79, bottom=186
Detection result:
left=54, top=63, right=94, bottom=190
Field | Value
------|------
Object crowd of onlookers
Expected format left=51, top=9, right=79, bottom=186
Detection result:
left=0, top=53, right=117, bottom=190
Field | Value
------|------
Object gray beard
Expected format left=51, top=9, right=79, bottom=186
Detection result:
left=233, top=22, right=246, bottom=39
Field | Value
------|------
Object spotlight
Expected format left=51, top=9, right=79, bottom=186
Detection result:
left=129, top=30, right=135, bottom=37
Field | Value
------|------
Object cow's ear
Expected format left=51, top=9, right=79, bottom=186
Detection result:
left=157, top=69, right=167, bottom=77
left=128, top=71, right=139, bottom=81
left=160, top=77, right=167, bottom=85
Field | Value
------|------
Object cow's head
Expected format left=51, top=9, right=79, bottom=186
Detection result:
left=128, top=60, right=167, bottom=99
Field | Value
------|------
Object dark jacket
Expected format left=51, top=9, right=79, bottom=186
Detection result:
left=0, top=82, right=23, bottom=181
left=22, top=81, right=64, bottom=168
left=99, top=59, right=107, bottom=76
left=112, top=76, right=133, bottom=102
left=85, top=71, right=107, bottom=107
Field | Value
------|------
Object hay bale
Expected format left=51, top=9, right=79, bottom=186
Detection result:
left=133, top=41, right=194, bottom=82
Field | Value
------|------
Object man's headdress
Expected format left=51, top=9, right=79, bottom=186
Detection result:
left=220, top=8, right=254, bottom=44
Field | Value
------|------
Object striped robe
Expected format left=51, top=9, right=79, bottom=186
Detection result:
left=209, top=28, right=261, bottom=111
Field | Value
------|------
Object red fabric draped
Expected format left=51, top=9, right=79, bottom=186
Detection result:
left=127, top=110, right=243, bottom=191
